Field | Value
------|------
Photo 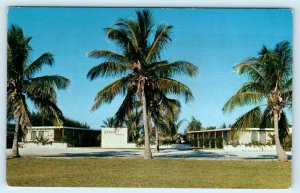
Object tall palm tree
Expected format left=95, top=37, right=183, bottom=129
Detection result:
left=223, top=41, right=292, bottom=162
left=7, top=25, right=70, bottom=158
left=87, top=10, right=198, bottom=159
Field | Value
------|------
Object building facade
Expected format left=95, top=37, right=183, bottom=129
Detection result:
left=23, top=126, right=100, bottom=147
left=186, top=128, right=275, bottom=148
left=101, top=127, right=136, bottom=148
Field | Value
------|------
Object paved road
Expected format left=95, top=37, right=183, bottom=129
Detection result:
left=6, top=148, right=292, bottom=160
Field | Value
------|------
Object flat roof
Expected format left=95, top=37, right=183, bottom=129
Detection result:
left=187, top=128, right=275, bottom=134
left=27, top=126, right=99, bottom=131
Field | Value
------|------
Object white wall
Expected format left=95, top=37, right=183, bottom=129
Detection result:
left=24, top=128, right=55, bottom=142
left=237, top=130, right=274, bottom=144
left=224, top=145, right=276, bottom=152
left=101, top=127, right=135, bottom=148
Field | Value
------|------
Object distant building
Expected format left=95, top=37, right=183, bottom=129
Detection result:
left=186, top=128, right=277, bottom=148
left=22, top=126, right=100, bottom=148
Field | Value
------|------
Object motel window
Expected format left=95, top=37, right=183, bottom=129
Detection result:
left=251, top=131, right=258, bottom=142
left=31, top=131, right=37, bottom=140
left=38, top=131, right=44, bottom=138
left=260, top=132, right=266, bottom=143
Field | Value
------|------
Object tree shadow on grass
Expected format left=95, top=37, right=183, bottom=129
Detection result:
left=34, top=149, right=291, bottom=160
left=155, top=149, right=237, bottom=159
left=40, top=150, right=143, bottom=158
left=242, top=154, right=292, bottom=160
left=154, top=149, right=292, bottom=160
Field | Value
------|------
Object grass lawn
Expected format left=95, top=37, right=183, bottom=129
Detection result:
left=7, top=157, right=291, bottom=188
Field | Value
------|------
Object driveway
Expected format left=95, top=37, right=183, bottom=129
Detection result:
left=6, top=148, right=292, bottom=160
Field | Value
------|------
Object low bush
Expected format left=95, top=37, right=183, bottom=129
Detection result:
left=216, top=136, right=223, bottom=149
left=210, top=138, right=216, bottom=148
left=199, top=138, right=204, bottom=148
left=204, top=137, right=210, bottom=148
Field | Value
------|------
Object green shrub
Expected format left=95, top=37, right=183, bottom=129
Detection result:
left=199, top=138, right=204, bottom=148
left=283, top=135, right=292, bottom=151
left=204, top=137, right=210, bottom=148
left=210, top=138, right=216, bottom=148
left=190, top=138, right=198, bottom=147
left=216, top=136, right=223, bottom=148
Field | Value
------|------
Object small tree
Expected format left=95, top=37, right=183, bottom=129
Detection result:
left=185, top=116, right=203, bottom=132
left=221, top=122, right=226, bottom=128
left=206, top=126, right=216, bottom=130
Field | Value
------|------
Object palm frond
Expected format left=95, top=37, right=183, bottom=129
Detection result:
left=87, top=62, right=130, bottom=80
left=223, top=92, right=264, bottom=112
left=105, top=27, right=131, bottom=51
left=136, top=9, right=153, bottom=52
left=8, top=25, right=31, bottom=80
left=236, top=82, right=266, bottom=94
left=24, top=75, right=70, bottom=101
left=148, top=60, right=199, bottom=77
left=146, top=24, right=173, bottom=62
left=101, top=116, right=117, bottom=128
left=278, top=111, right=290, bottom=142
left=30, top=75, right=70, bottom=89
left=114, top=88, right=136, bottom=126
left=281, top=78, right=292, bottom=107
left=24, top=52, right=54, bottom=77
left=260, top=107, right=273, bottom=129
left=235, top=59, right=265, bottom=81
left=274, top=41, right=292, bottom=76
left=283, top=78, right=292, bottom=91
left=24, top=79, right=57, bottom=100
left=231, top=106, right=262, bottom=131
left=87, top=50, right=125, bottom=63
left=34, top=98, right=64, bottom=126
left=8, top=94, right=31, bottom=132
left=156, top=77, right=194, bottom=103
left=91, top=77, right=129, bottom=111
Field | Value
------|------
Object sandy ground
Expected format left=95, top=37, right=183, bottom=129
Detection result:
left=6, top=147, right=292, bottom=160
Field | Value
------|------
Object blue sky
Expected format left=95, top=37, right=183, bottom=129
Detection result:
left=8, top=7, right=292, bottom=131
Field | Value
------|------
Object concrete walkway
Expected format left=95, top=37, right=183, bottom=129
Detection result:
left=6, top=148, right=292, bottom=160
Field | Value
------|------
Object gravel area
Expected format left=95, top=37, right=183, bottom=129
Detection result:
left=6, top=148, right=292, bottom=160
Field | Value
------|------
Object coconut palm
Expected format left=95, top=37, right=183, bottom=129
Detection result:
left=122, top=102, right=143, bottom=143
left=87, top=10, right=198, bottom=159
left=151, top=98, right=184, bottom=151
left=223, top=41, right=292, bottom=162
left=100, top=116, right=117, bottom=128
left=7, top=25, right=70, bottom=158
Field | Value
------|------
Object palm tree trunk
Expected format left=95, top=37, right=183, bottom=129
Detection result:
left=141, top=88, right=153, bottom=159
left=274, top=111, right=288, bottom=162
left=11, top=118, right=21, bottom=158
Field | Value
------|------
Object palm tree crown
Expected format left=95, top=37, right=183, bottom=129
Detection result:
left=223, top=41, right=292, bottom=161
left=7, top=25, right=70, bottom=157
left=87, top=10, right=198, bottom=159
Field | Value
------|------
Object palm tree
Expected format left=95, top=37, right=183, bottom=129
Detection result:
left=87, top=10, right=198, bottom=159
left=223, top=41, right=292, bottom=162
left=185, top=116, right=204, bottom=132
left=7, top=25, right=70, bottom=158
left=100, top=116, right=117, bottom=128
left=123, top=102, right=143, bottom=143
left=151, top=99, right=185, bottom=151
